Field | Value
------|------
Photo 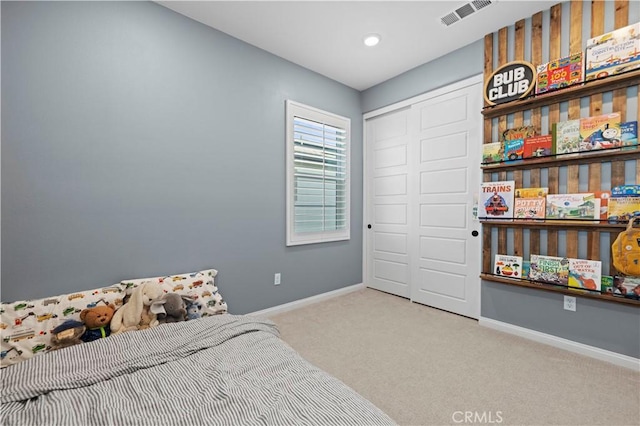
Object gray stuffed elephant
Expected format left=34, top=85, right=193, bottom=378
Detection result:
left=156, top=293, right=191, bottom=324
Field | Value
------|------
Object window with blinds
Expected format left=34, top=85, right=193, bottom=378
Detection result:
left=286, top=101, right=350, bottom=246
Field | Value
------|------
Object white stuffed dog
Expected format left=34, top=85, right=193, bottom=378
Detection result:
left=110, top=282, right=163, bottom=334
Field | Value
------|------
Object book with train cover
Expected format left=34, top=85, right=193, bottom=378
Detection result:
left=479, top=181, right=515, bottom=220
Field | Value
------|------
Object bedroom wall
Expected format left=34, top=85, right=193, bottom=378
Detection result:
left=1, top=1, right=363, bottom=314
left=361, top=1, right=640, bottom=359
left=361, top=39, right=484, bottom=113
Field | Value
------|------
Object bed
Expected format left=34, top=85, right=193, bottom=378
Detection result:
left=1, top=269, right=394, bottom=426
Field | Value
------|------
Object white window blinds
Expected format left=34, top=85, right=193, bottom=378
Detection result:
left=286, top=101, right=350, bottom=246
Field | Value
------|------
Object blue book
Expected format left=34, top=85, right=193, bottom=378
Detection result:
left=503, top=139, right=524, bottom=162
left=621, top=121, right=638, bottom=151
left=611, top=185, right=640, bottom=197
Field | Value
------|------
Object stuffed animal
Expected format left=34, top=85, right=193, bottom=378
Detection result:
left=186, top=301, right=202, bottom=320
left=156, top=293, right=191, bottom=324
left=110, top=282, right=163, bottom=334
left=80, top=304, right=116, bottom=343
left=138, top=300, right=163, bottom=330
left=51, top=320, right=86, bottom=349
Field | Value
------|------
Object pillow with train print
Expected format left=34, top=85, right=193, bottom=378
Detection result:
left=0, top=268, right=226, bottom=368
left=117, top=268, right=227, bottom=318
left=0, top=285, right=126, bottom=368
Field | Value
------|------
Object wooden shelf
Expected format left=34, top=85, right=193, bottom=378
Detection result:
left=479, top=220, right=628, bottom=230
left=481, top=149, right=640, bottom=171
left=480, top=273, right=640, bottom=306
left=481, top=70, right=640, bottom=118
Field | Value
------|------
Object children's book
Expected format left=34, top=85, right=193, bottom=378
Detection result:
left=514, top=188, right=547, bottom=220
left=482, top=142, right=503, bottom=164
left=515, top=187, right=549, bottom=198
left=536, top=52, right=583, bottom=94
left=568, top=258, right=602, bottom=291
left=585, top=22, right=640, bottom=81
left=579, top=113, right=621, bottom=152
left=594, top=190, right=611, bottom=221
left=606, top=196, right=640, bottom=223
left=546, top=193, right=599, bottom=220
left=611, top=185, right=640, bottom=197
left=494, top=254, right=523, bottom=278
left=479, top=181, right=515, bottom=219
left=523, top=134, right=553, bottom=158
left=601, top=275, right=614, bottom=295
left=503, top=139, right=525, bottom=161
left=514, top=197, right=546, bottom=219
left=620, top=121, right=638, bottom=151
left=612, top=276, right=640, bottom=299
left=552, top=119, right=580, bottom=155
left=529, top=255, right=570, bottom=286
left=501, top=126, right=536, bottom=142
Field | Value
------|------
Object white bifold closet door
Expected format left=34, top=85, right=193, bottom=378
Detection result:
left=365, top=107, right=412, bottom=298
left=365, top=77, right=482, bottom=318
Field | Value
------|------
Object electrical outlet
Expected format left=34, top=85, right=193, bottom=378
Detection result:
left=274, top=273, right=281, bottom=286
left=564, top=295, right=576, bottom=312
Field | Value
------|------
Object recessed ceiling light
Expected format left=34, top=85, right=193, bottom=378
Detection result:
left=364, top=34, right=381, bottom=47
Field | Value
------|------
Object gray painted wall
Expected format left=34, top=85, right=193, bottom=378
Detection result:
left=361, top=40, right=484, bottom=113
left=1, top=1, right=363, bottom=314
left=361, top=1, right=640, bottom=358
left=482, top=282, right=640, bottom=358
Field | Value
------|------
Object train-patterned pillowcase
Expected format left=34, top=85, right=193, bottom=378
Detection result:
left=117, top=269, right=227, bottom=316
left=1, top=268, right=227, bottom=368
left=1, top=285, right=126, bottom=368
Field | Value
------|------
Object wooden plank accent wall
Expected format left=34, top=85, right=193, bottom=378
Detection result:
left=483, top=33, right=494, bottom=274
left=529, top=11, right=543, bottom=258
left=566, top=0, right=582, bottom=260
left=588, top=0, right=605, bottom=267
left=497, top=26, right=508, bottom=257
left=513, top=19, right=526, bottom=257
left=546, top=3, right=562, bottom=257
left=481, top=0, right=640, bottom=300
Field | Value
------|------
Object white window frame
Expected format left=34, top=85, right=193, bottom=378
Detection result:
left=286, top=100, right=351, bottom=246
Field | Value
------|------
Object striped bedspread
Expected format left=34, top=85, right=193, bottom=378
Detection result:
left=1, top=314, right=394, bottom=426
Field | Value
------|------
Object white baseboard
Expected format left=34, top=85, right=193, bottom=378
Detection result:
left=479, top=317, right=640, bottom=372
left=248, top=283, right=365, bottom=318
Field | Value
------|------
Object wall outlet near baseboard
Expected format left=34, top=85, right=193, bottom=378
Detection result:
left=274, top=273, right=281, bottom=286
left=564, top=295, right=576, bottom=312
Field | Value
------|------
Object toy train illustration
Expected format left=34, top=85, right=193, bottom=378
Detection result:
left=484, top=192, right=509, bottom=216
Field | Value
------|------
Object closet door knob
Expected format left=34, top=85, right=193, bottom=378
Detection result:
left=367, top=224, right=372, bottom=229
left=472, top=230, right=479, bottom=237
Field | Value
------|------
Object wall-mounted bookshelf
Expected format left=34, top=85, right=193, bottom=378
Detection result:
left=481, top=1, right=640, bottom=307
left=480, top=273, right=640, bottom=306
left=482, top=146, right=640, bottom=171
left=482, top=70, right=640, bottom=119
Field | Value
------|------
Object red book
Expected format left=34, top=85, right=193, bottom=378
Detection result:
left=594, top=190, right=611, bottom=221
left=523, top=134, right=553, bottom=159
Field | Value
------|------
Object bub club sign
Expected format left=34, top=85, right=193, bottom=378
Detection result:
left=484, top=61, right=536, bottom=106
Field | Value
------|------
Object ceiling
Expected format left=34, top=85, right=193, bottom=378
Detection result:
left=158, top=1, right=557, bottom=91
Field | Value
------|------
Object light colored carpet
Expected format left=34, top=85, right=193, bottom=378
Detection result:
left=269, top=288, right=640, bottom=426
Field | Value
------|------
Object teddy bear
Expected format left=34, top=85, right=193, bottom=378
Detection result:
left=80, top=304, right=116, bottom=343
left=51, top=319, right=86, bottom=349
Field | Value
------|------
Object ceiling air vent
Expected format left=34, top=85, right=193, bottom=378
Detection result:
left=440, top=0, right=494, bottom=27
left=441, top=12, right=460, bottom=26
left=455, top=3, right=475, bottom=19
left=472, top=0, right=493, bottom=11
